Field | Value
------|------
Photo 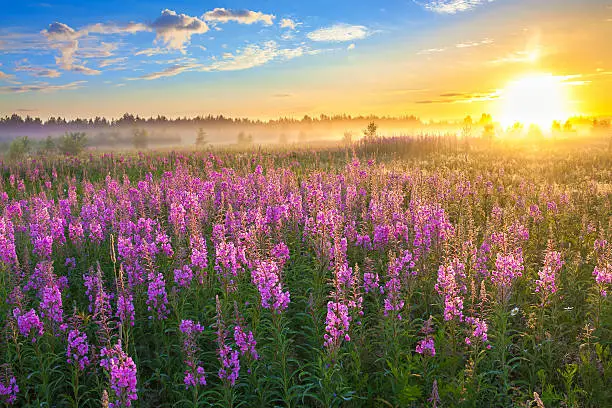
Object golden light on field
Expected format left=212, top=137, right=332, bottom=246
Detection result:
left=498, top=74, right=571, bottom=128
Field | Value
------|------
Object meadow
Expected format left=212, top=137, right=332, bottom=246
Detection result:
left=0, top=136, right=610, bottom=407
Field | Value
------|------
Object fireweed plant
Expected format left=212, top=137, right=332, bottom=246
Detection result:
left=0, top=137, right=610, bottom=407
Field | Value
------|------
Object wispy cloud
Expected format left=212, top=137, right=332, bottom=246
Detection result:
left=456, top=38, right=493, bottom=48
left=83, top=22, right=149, bottom=35
left=98, top=57, right=127, bottom=68
left=0, top=80, right=86, bottom=93
left=150, top=9, right=209, bottom=53
left=491, top=49, right=540, bottom=64
left=0, top=32, right=49, bottom=54
left=0, top=70, right=15, bottom=81
left=41, top=22, right=80, bottom=70
left=135, top=47, right=169, bottom=57
left=14, top=63, right=62, bottom=78
left=134, top=63, right=201, bottom=80
left=203, top=8, right=275, bottom=26
left=71, top=65, right=101, bottom=75
left=416, top=0, right=496, bottom=14
left=77, top=42, right=118, bottom=58
left=134, top=40, right=318, bottom=80
left=416, top=90, right=500, bottom=104
left=417, top=47, right=447, bottom=55
left=41, top=22, right=107, bottom=74
left=200, top=41, right=314, bottom=72
left=307, top=24, right=370, bottom=42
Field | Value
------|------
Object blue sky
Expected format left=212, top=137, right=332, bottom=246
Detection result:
left=0, top=1, right=610, bottom=120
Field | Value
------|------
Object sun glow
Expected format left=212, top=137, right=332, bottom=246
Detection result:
left=498, top=74, right=571, bottom=128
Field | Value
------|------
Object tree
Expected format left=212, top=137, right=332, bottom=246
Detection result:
left=461, top=116, right=473, bottom=139
left=563, top=120, right=573, bottom=133
left=195, top=128, right=208, bottom=148
left=237, top=132, right=253, bottom=146
left=592, top=119, right=610, bottom=134
left=132, top=128, right=149, bottom=150
left=298, top=131, right=307, bottom=144
left=478, top=113, right=493, bottom=126
left=58, top=132, right=87, bottom=155
left=42, top=136, right=56, bottom=154
left=342, top=131, right=353, bottom=145
left=507, top=122, right=524, bottom=138
left=528, top=124, right=544, bottom=139
left=482, top=123, right=495, bottom=142
left=7, top=136, right=31, bottom=160
left=363, top=122, right=377, bottom=140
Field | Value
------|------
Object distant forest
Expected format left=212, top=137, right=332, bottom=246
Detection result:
left=0, top=112, right=608, bottom=150
left=0, top=113, right=424, bottom=132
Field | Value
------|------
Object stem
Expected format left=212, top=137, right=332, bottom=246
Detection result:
left=72, top=366, right=80, bottom=408
left=273, top=313, right=292, bottom=407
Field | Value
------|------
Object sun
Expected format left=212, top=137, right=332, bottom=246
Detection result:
left=498, top=74, right=571, bottom=128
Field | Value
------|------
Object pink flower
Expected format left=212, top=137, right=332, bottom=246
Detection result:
left=415, top=337, right=436, bottom=357
left=13, top=308, right=44, bottom=343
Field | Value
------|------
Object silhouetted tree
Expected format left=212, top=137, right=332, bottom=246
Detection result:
left=58, top=132, right=87, bottom=155
left=298, top=131, right=307, bottom=144
left=528, top=124, right=544, bottom=139
left=7, top=136, right=31, bottom=160
left=237, top=132, right=253, bottom=146
left=43, top=136, right=56, bottom=154
left=195, top=128, right=208, bottom=148
left=507, top=122, right=524, bottom=138
left=343, top=131, right=353, bottom=145
left=482, top=123, right=495, bottom=142
left=461, top=116, right=473, bottom=139
left=363, top=122, right=378, bottom=140
left=132, top=128, right=149, bottom=150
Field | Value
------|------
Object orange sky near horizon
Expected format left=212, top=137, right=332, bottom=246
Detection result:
left=0, top=0, right=610, bottom=123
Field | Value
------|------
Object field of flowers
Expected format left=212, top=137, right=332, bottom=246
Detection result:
left=0, top=138, right=610, bottom=407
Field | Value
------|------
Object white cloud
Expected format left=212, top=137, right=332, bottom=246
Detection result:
left=40, top=20, right=147, bottom=75
left=347, top=43, right=356, bottom=50
left=203, top=8, right=275, bottom=25
left=42, top=22, right=80, bottom=41
left=41, top=22, right=81, bottom=70
left=416, top=0, right=495, bottom=14
left=279, top=18, right=300, bottom=30
left=0, top=80, right=86, bottom=94
left=150, top=9, right=209, bottom=53
left=41, top=22, right=106, bottom=73
left=307, top=24, right=370, bottom=42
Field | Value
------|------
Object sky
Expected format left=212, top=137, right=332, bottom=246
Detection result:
left=0, top=0, right=610, bottom=121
